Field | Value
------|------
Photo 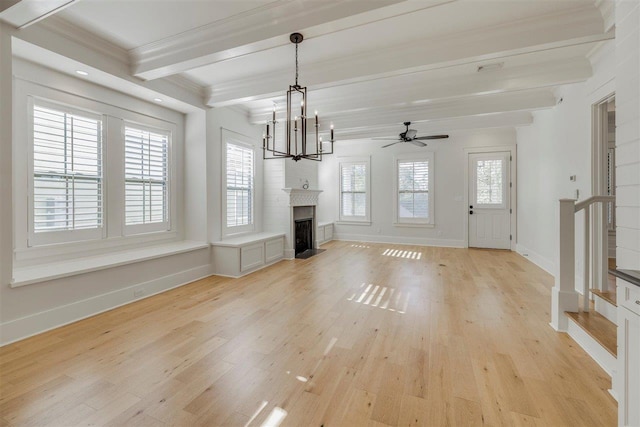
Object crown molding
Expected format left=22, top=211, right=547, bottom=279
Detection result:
left=37, top=15, right=129, bottom=65
left=594, top=0, right=615, bottom=32
left=164, top=74, right=207, bottom=99
left=130, top=0, right=409, bottom=80
left=207, top=4, right=609, bottom=107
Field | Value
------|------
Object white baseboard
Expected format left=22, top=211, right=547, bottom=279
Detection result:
left=333, top=233, right=465, bottom=248
left=0, top=264, right=213, bottom=346
left=566, top=316, right=617, bottom=379
left=516, top=244, right=555, bottom=275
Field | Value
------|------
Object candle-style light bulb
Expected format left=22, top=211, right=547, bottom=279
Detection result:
left=330, top=123, right=334, bottom=141
left=272, top=104, right=276, bottom=122
left=315, top=110, right=318, bottom=126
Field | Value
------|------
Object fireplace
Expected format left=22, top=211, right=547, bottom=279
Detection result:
left=295, top=218, right=313, bottom=256
left=282, top=189, right=323, bottom=259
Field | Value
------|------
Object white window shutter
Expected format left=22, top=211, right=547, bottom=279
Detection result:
left=33, top=104, right=103, bottom=232
left=124, top=126, right=169, bottom=226
left=226, top=143, right=254, bottom=228
left=341, top=163, right=367, bottom=217
left=398, top=160, right=429, bottom=219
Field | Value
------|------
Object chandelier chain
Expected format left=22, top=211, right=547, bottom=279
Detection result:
left=295, top=42, right=299, bottom=86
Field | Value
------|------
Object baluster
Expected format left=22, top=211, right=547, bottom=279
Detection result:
left=584, top=207, right=590, bottom=312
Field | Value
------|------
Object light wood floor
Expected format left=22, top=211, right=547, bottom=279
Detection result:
left=0, top=241, right=617, bottom=426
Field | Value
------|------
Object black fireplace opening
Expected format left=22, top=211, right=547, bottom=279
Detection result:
left=295, top=218, right=313, bottom=256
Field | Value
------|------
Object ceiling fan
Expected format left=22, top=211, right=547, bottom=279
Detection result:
left=374, top=122, right=449, bottom=148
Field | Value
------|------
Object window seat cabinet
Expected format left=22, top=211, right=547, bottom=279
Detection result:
left=211, top=232, right=285, bottom=278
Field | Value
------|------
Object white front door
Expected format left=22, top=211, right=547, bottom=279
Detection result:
left=468, top=152, right=511, bottom=249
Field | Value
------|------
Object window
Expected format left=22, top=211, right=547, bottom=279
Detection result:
left=225, top=141, right=254, bottom=232
left=475, top=159, right=504, bottom=205
left=31, top=102, right=103, bottom=244
left=339, top=157, right=370, bottom=223
left=394, top=153, right=434, bottom=225
left=124, top=125, right=170, bottom=233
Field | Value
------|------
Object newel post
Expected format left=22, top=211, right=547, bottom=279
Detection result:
left=551, top=198, right=579, bottom=331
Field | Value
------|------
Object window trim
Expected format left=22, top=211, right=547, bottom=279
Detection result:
left=338, top=156, right=371, bottom=224
left=222, top=134, right=256, bottom=237
left=14, top=75, right=182, bottom=266
left=27, top=97, right=106, bottom=246
left=393, top=152, right=435, bottom=226
left=123, top=121, right=172, bottom=236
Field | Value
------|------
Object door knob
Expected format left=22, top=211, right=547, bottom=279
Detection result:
left=469, top=205, right=473, bottom=209
left=470, top=211, right=474, bottom=215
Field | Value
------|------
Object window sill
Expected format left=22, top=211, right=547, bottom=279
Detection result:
left=336, top=220, right=372, bottom=226
left=11, top=240, right=209, bottom=288
left=393, top=222, right=435, bottom=228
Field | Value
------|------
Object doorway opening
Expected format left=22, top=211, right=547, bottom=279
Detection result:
left=592, top=95, right=616, bottom=290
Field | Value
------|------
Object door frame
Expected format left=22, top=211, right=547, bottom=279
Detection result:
left=591, top=91, right=615, bottom=289
left=463, top=145, right=517, bottom=250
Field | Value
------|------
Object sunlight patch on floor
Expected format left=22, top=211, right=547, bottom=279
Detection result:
left=347, top=282, right=409, bottom=314
left=382, top=248, right=422, bottom=259
left=260, top=407, right=287, bottom=427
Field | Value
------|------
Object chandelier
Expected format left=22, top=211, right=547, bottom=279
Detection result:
left=263, top=32, right=334, bottom=162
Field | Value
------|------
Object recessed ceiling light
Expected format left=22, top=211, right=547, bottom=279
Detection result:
left=75, top=70, right=89, bottom=76
left=153, top=98, right=163, bottom=103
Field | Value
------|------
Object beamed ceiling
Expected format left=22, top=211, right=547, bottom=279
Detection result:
left=1, top=0, right=615, bottom=139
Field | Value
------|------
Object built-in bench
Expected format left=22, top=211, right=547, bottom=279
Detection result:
left=316, top=222, right=334, bottom=246
left=211, top=232, right=285, bottom=278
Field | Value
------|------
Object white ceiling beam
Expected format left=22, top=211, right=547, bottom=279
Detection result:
left=333, top=111, right=534, bottom=141
left=306, top=89, right=556, bottom=135
left=0, top=0, right=80, bottom=29
left=248, top=56, right=592, bottom=124
left=207, top=4, right=609, bottom=107
left=130, top=0, right=431, bottom=81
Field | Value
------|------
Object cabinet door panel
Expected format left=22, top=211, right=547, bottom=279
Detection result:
left=241, top=243, right=264, bottom=272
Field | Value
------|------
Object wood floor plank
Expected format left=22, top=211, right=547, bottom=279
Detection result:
left=0, top=241, right=617, bottom=426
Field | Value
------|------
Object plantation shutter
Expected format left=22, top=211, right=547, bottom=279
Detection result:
left=32, top=103, right=103, bottom=232
left=226, top=143, right=254, bottom=228
left=398, top=160, right=429, bottom=219
left=341, top=163, right=367, bottom=217
left=124, top=126, right=169, bottom=226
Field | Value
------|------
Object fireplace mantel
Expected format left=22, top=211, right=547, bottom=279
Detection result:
left=282, top=188, right=322, bottom=207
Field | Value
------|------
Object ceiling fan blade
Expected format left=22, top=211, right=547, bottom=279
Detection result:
left=381, top=141, right=401, bottom=148
left=414, top=135, right=449, bottom=140
left=372, top=137, right=401, bottom=140
left=409, top=140, right=427, bottom=147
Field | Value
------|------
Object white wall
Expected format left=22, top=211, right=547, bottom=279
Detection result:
left=615, top=1, right=640, bottom=269
left=285, top=158, right=318, bottom=189
left=317, top=128, right=516, bottom=246
left=516, top=40, right=616, bottom=277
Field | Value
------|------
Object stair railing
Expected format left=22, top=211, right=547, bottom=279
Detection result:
left=551, top=195, right=615, bottom=331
